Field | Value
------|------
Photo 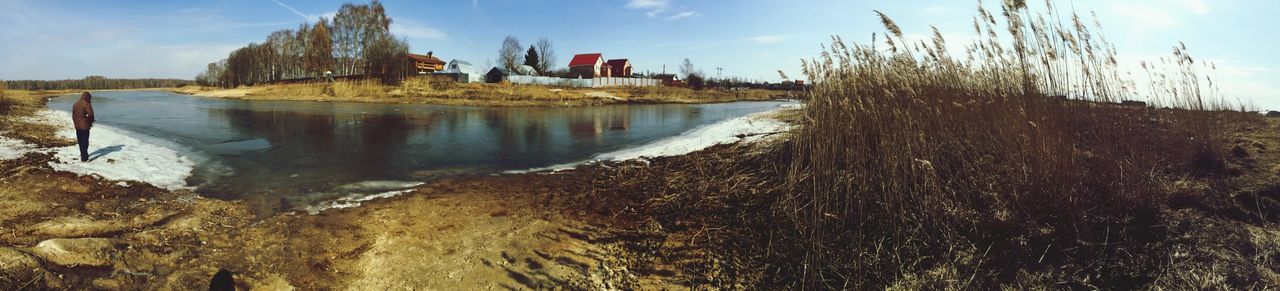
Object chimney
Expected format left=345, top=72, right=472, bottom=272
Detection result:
left=427, top=51, right=434, bottom=58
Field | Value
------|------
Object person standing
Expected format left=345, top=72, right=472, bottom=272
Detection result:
left=71, top=91, right=95, bottom=162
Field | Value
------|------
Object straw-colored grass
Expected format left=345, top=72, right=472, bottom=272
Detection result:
left=171, top=78, right=788, bottom=107
left=578, top=0, right=1264, bottom=289
left=0, top=88, right=79, bottom=147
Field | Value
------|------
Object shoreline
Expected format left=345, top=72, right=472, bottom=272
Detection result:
left=0, top=88, right=800, bottom=289
left=9, top=91, right=798, bottom=214
left=161, top=82, right=798, bottom=107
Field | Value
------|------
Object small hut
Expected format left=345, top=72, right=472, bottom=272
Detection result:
left=486, top=67, right=513, bottom=83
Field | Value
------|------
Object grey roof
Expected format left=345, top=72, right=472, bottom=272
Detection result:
left=515, top=65, right=537, bottom=75
left=488, top=67, right=513, bottom=75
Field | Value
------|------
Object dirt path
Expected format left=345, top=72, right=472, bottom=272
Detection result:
left=248, top=176, right=647, bottom=289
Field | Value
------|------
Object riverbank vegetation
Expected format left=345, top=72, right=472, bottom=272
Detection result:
left=3, top=77, right=193, bottom=91
left=0, top=88, right=77, bottom=147
left=565, top=1, right=1278, bottom=289
left=171, top=80, right=789, bottom=106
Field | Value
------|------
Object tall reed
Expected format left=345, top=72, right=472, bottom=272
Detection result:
left=769, top=0, right=1248, bottom=288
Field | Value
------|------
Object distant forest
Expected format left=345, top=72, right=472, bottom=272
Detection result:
left=3, top=76, right=194, bottom=91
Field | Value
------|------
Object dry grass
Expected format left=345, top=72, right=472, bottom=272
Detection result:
left=0, top=81, right=10, bottom=115
left=0, top=89, right=78, bottom=147
left=171, top=78, right=789, bottom=107
left=578, top=0, right=1265, bottom=289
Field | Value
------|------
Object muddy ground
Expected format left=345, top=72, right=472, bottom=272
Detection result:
left=0, top=147, right=702, bottom=289
left=0, top=89, right=783, bottom=290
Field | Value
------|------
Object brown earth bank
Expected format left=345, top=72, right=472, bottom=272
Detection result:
left=166, top=80, right=796, bottom=107
left=2, top=88, right=1280, bottom=289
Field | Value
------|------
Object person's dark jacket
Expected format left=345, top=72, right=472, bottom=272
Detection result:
left=72, top=98, right=94, bottom=130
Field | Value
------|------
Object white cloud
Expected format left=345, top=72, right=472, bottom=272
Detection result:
left=919, top=5, right=947, bottom=16
left=665, top=11, right=700, bottom=21
left=1210, top=61, right=1271, bottom=78
left=270, top=0, right=333, bottom=21
left=626, top=0, right=669, bottom=10
left=1107, top=3, right=1178, bottom=29
left=749, top=35, right=783, bottom=44
left=390, top=18, right=447, bottom=40
left=626, top=0, right=670, bottom=17
left=1182, top=0, right=1211, bottom=14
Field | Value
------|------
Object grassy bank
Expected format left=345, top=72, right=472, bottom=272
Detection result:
left=170, top=79, right=792, bottom=107
left=0, top=88, right=79, bottom=147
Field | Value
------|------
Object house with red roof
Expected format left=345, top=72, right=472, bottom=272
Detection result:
left=568, top=53, right=607, bottom=78
left=606, top=59, right=632, bottom=77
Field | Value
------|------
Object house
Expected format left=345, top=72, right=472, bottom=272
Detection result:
left=485, top=67, right=514, bottom=83
left=406, top=51, right=446, bottom=74
left=653, top=74, right=680, bottom=86
left=568, top=53, right=606, bottom=78
left=606, top=59, right=632, bottom=77
left=443, top=59, right=481, bottom=82
left=445, top=59, right=475, bottom=75
left=514, top=65, right=538, bottom=76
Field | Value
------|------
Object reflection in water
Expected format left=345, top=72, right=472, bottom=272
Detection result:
left=47, top=91, right=786, bottom=208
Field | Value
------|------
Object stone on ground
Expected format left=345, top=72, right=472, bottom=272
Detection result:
left=29, top=238, right=118, bottom=268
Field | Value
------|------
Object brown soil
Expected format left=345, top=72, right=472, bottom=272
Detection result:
left=0, top=148, right=694, bottom=289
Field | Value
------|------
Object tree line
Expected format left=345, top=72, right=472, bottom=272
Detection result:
left=197, top=1, right=410, bottom=88
left=4, top=76, right=194, bottom=91
left=496, top=36, right=557, bottom=75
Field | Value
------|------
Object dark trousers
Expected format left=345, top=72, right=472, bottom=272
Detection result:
left=76, top=129, right=90, bottom=162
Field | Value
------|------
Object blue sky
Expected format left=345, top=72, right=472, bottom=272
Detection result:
left=1, top=0, right=1276, bottom=109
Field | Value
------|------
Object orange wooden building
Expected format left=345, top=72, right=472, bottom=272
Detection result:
left=406, top=52, right=446, bottom=74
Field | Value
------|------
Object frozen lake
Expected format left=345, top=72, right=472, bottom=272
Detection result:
left=48, top=91, right=790, bottom=212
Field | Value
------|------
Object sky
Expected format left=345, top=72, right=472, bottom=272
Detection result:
left=0, top=0, right=1277, bottom=109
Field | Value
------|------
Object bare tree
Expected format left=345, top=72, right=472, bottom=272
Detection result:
left=498, top=36, right=522, bottom=70
left=534, top=38, right=556, bottom=73
left=680, top=58, right=695, bottom=79
left=330, top=1, right=392, bottom=75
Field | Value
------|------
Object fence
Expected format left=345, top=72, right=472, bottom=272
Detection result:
left=591, top=77, right=659, bottom=87
left=503, top=76, right=658, bottom=88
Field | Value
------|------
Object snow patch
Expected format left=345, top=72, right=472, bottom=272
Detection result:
left=0, top=135, right=35, bottom=160
left=300, top=180, right=426, bottom=214
left=37, top=110, right=198, bottom=191
left=333, top=180, right=426, bottom=193
left=510, top=107, right=791, bottom=173
left=780, top=102, right=806, bottom=109
left=302, top=189, right=418, bottom=215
